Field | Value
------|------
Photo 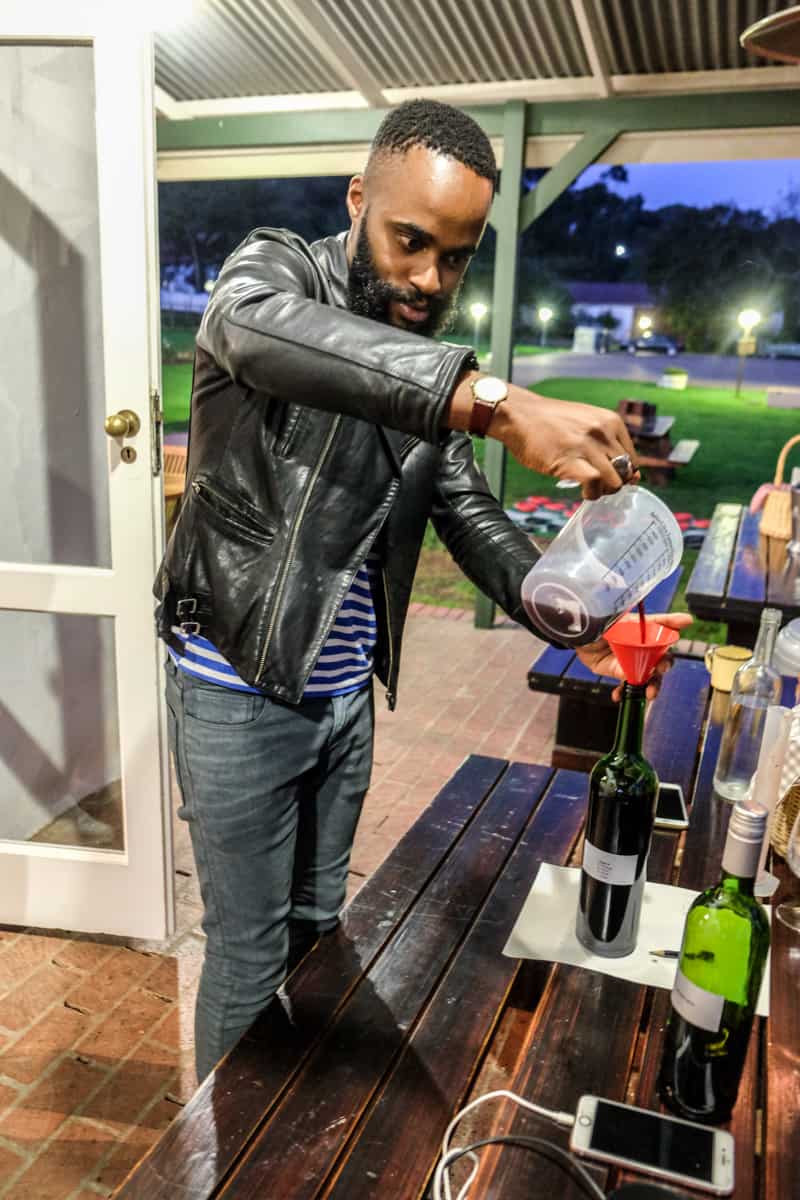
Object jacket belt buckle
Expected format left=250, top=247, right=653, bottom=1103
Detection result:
left=177, top=597, right=201, bottom=636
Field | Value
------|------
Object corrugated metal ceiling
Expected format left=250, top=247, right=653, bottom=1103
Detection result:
left=155, top=0, right=794, bottom=102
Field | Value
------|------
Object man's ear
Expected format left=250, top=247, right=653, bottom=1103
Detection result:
left=346, top=174, right=364, bottom=222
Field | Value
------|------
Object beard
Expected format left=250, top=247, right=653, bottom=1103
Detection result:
left=347, top=217, right=462, bottom=338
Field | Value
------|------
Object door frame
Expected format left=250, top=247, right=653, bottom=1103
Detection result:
left=0, top=8, right=172, bottom=939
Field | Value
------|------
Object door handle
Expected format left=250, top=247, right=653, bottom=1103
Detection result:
left=104, top=409, right=141, bottom=438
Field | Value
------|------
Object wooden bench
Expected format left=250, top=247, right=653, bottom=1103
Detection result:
left=527, top=566, right=683, bottom=771
left=638, top=437, right=700, bottom=486
left=163, top=443, right=187, bottom=499
left=116, top=660, right=797, bottom=1200
left=617, top=397, right=658, bottom=430
left=617, top=398, right=680, bottom=463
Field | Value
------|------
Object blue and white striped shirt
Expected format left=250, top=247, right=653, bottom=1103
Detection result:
left=169, top=557, right=379, bottom=699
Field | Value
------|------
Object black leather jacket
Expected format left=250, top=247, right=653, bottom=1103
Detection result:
left=154, top=228, right=543, bottom=708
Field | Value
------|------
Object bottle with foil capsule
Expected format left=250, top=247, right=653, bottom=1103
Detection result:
left=657, top=801, right=770, bottom=1124
left=575, top=680, right=658, bottom=957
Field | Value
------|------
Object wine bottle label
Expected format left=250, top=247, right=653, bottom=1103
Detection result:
left=582, top=839, right=640, bottom=886
left=671, top=968, right=724, bottom=1033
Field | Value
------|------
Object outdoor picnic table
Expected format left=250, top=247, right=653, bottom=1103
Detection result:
left=626, top=412, right=675, bottom=458
left=686, top=501, right=800, bottom=646
left=116, top=659, right=797, bottom=1200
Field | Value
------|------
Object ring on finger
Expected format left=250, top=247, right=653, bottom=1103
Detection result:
left=611, top=452, right=634, bottom=482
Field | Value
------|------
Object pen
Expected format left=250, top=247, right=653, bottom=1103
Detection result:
left=650, top=949, right=715, bottom=961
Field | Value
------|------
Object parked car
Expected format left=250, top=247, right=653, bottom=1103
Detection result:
left=628, top=333, right=680, bottom=356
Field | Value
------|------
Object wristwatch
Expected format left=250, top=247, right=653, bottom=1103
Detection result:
left=468, top=374, right=508, bottom=437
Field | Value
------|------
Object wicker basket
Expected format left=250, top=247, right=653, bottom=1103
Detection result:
left=759, top=433, right=800, bottom=541
left=771, top=778, right=800, bottom=858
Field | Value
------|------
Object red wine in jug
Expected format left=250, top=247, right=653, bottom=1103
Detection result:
left=526, top=576, right=609, bottom=646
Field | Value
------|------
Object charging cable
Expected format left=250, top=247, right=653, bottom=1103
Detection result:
left=433, top=1089, right=579, bottom=1200
left=434, top=1135, right=606, bottom=1200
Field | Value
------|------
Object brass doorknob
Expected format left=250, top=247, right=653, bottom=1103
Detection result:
left=104, top=409, right=141, bottom=438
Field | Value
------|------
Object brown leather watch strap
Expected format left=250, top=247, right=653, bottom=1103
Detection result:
left=468, top=396, right=498, bottom=438
left=467, top=375, right=508, bottom=437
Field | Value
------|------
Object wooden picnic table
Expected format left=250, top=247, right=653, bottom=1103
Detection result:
left=116, top=659, right=797, bottom=1200
left=686, top=502, right=800, bottom=646
left=626, top=413, right=675, bottom=458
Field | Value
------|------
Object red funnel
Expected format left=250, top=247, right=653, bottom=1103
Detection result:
left=605, top=616, right=680, bottom=686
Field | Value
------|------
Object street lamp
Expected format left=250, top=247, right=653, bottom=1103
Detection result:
left=469, top=301, right=488, bottom=351
left=638, top=314, right=652, bottom=332
left=537, top=305, right=554, bottom=347
left=615, top=243, right=627, bottom=257
left=737, top=308, right=761, bottom=336
left=735, top=308, right=762, bottom=396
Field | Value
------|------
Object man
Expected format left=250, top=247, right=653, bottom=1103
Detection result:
left=156, top=99, right=687, bottom=1081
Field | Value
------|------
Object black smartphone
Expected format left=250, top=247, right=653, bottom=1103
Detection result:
left=654, top=782, right=688, bottom=830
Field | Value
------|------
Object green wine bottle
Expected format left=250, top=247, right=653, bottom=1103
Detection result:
left=658, top=800, right=770, bottom=1124
left=575, top=683, right=659, bottom=957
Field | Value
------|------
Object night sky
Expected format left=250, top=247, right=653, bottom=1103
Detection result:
left=576, top=158, right=799, bottom=216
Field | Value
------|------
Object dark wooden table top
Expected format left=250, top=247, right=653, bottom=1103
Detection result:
left=686, top=501, right=800, bottom=642
left=117, top=661, right=797, bottom=1200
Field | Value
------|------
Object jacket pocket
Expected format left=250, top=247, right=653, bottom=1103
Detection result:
left=273, top=402, right=308, bottom=458
left=190, top=477, right=275, bottom=545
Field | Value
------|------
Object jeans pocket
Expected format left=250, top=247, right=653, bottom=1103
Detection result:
left=184, top=678, right=267, bottom=726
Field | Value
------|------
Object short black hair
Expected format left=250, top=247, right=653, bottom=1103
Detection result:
left=367, top=99, right=497, bottom=192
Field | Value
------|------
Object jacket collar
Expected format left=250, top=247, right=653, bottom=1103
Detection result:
left=311, top=231, right=350, bottom=309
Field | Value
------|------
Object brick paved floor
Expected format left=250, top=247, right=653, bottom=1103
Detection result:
left=0, top=609, right=553, bottom=1197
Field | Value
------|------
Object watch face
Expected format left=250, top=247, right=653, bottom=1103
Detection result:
left=475, top=375, right=507, bottom=403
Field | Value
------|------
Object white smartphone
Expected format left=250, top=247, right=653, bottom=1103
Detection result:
left=654, top=782, right=689, bottom=830
left=569, top=1095, right=734, bottom=1196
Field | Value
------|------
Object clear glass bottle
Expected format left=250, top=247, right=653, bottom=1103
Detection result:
left=657, top=801, right=770, bottom=1124
left=712, top=607, right=782, bottom=803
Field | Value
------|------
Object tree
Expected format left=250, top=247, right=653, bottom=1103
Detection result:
left=158, top=177, right=349, bottom=288
left=642, top=204, right=782, bottom=351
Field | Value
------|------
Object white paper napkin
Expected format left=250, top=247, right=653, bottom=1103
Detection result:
left=503, top=864, right=770, bottom=1017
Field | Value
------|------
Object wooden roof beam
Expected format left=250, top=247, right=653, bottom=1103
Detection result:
left=569, top=0, right=612, bottom=97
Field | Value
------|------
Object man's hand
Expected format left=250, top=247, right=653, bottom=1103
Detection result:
left=575, top=612, right=694, bottom=701
left=491, top=384, right=640, bottom=499
left=445, top=371, right=639, bottom=499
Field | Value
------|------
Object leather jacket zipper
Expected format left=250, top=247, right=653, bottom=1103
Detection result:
left=381, top=565, right=396, bottom=711
left=256, top=415, right=341, bottom=682
left=191, top=479, right=274, bottom=542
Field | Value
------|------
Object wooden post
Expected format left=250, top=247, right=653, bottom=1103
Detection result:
left=473, top=100, right=525, bottom=629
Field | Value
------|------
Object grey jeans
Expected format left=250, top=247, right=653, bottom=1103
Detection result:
left=165, top=658, right=374, bottom=1081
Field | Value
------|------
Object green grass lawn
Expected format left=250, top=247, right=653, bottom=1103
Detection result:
left=161, top=327, right=198, bottom=356
left=163, top=363, right=194, bottom=430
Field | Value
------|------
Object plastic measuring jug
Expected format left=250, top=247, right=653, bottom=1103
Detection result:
left=520, top=486, right=683, bottom=646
